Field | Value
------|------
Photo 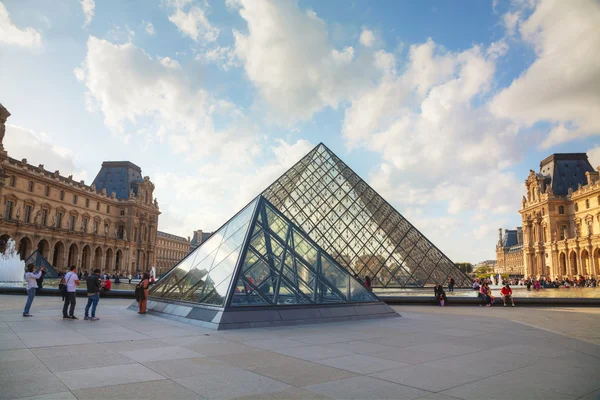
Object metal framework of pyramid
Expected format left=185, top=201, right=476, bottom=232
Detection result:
left=141, top=196, right=397, bottom=329
left=262, top=143, right=471, bottom=288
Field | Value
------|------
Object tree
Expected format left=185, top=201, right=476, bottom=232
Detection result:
left=455, top=262, right=473, bottom=274
left=474, top=265, right=494, bottom=279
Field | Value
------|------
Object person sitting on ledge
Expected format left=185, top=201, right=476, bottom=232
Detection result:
left=500, top=283, right=514, bottom=307
left=102, top=277, right=112, bottom=292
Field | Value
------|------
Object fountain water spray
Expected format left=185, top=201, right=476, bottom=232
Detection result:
left=0, top=239, right=25, bottom=283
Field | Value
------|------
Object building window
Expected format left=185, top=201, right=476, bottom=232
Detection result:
left=28, top=181, right=34, bottom=192
left=41, top=209, right=48, bottom=226
left=575, top=203, right=579, bottom=212
left=120, top=208, right=125, bottom=216
left=60, top=191, right=64, bottom=201
left=586, top=199, right=590, bottom=209
left=73, top=195, right=78, bottom=205
left=85, top=198, right=89, bottom=208
left=45, top=186, right=50, bottom=196
left=96, top=202, right=100, bottom=211
left=83, top=218, right=88, bottom=233
left=117, top=225, right=124, bottom=239
left=94, top=220, right=99, bottom=234
left=5, top=200, right=13, bottom=220
left=70, top=215, right=76, bottom=231
left=106, top=205, right=110, bottom=213
left=9, top=176, right=16, bottom=187
left=24, top=205, right=32, bottom=223
left=559, top=206, right=565, bottom=214
left=134, top=227, right=138, bottom=241
left=56, top=212, right=63, bottom=228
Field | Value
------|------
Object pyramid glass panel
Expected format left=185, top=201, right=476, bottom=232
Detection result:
left=262, top=143, right=472, bottom=288
left=149, top=198, right=258, bottom=306
left=229, top=198, right=378, bottom=307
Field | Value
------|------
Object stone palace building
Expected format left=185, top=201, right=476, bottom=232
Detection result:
left=0, top=103, right=165, bottom=275
left=497, top=153, right=600, bottom=278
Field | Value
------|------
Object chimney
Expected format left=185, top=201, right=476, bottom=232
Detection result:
left=498, top=228, right=503, bottom=246
left=517, top=227, right=523, bottom=244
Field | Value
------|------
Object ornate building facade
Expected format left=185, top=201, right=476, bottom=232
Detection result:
left=495, top=228, right=524, bottom=275
left=0, top=103, right=160, bottom=274
left=156, top=231, right=190, bottom=275
left=517, top=153, right=600, bottom=278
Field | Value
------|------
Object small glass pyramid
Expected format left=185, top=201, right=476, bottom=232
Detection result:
left=149, top=196, right=378, bottom=309
left=262, top=143, right=471, bottom=288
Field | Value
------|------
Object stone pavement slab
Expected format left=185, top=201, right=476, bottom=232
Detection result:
left=304, top=375, right=429, bottom=400
left=54, top=363, right=165, bottom=390
left=174, top=366, right=291, bottom=400
left=71, top=379, right=200, bottom=400
left=313, top=353, right=410, bottom=374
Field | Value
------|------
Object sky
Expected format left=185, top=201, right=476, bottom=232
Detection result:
left=1, top=0, right=600, bottom=263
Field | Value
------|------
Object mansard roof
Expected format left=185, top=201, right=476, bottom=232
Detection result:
left=540, top=153, right=594, bottom=196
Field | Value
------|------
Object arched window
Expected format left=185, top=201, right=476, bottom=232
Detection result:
left=559, top=206, right=565, bottom=214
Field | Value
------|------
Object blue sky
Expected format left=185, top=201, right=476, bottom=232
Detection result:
left=1, top=0, right=599, bottom=263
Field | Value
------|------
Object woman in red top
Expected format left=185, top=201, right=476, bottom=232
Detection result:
left=500, top=283, right=515, bottom=307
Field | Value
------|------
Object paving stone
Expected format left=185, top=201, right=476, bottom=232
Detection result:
left=314, top=354, right=410, bottom=374
left=55, top=363, right=165, bottom=390
left=0, top=348, right=36, bottom=362
left=119, top=345, right=203, bottom=362
left=371, top=364, right=482, bottom=392
left=143, top=357, right=230, bottom=379
left=0, top=374, right=68, bottom=400
left=72, top=379, right=200, bottom=400
left=304, top=375, right=429, bottom=400
left=214, top=351, right=356, bottom=387
left=14, top=392, right=76, bottom=400
left=175, top=366, right=290, bottom=400
left=273, top=344, right=354, bottom=361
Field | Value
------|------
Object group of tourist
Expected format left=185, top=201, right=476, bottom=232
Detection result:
left=471, top=279, right=515, bottom=307
left=22, top=264, right=151, bottom=319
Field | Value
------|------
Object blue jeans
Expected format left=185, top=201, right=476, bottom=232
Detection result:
left=23, top=288, right=36, bottom=315
left=85, top=294, right=99, bottom=317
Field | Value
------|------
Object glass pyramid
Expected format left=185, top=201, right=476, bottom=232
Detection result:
left=262, top=143, right=472, bottom=288
left=149, top=196, right=378, bottom=308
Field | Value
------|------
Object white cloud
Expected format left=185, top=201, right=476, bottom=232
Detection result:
left=144, top=21, right=155, bottom=36
left=168, top=6, right=219, bottom=43
left=159, top=56, right=181, bottom=69
left=587, top=145, right=600, bottom=169
left=81, top=0, right=95, bottom=27
left=4, top=124, right=87, bottom=182
left=200, top=45, right=239, bottom=70
left=153, top=138, right=314, bottom=237
left=0, top=2, right=42, bottom=47
left=359, top=28, right=375, bottom=47
left=231, top=0, right=370, bottom=122
left=74, top=36, right=258, bottom=163
left=503, top=11, right=520, bottom=36
left=490, top=0, right=600, bottom=149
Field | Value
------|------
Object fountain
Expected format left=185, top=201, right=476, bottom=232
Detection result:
left=0, top=239, right=25, bottom=283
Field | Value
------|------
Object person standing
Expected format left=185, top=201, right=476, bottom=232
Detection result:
left=84, top=268, right=102, bottom=321
left=35, top=268, right=46, bottom=295
left=449, top=277, right=455, bottom=292
left=137, top=272, right=150, bottom=314
left=62, top=266, right=80, bottom=319
left=23, top=264, right=44, bottom=317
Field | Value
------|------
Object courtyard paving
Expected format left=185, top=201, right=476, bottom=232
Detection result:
left=0, top=294, right=599, bottom=400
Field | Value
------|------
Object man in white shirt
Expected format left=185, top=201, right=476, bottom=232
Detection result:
left=23, top=263, right=44, bottom=317
left=62, top=265, right=80, bottom=319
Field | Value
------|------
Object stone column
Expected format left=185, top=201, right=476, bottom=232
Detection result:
left=588, top=246, right=594, bottom=276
